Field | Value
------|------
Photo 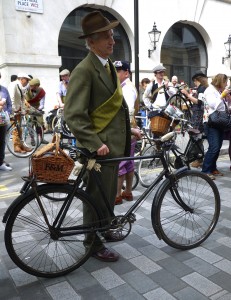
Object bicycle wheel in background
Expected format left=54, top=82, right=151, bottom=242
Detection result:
left=122, top=170, right=139, bottom=191
left=138, top=145, right=163, bottom=188
left=152, top=170, right=220, bottom=250
left=6, top=125, right=39, bottom=158
left=4, top=184, right=100, bottom=278
left=32, top=120, right=44, bottom=146
left=167, top=94, right=192, bottom=122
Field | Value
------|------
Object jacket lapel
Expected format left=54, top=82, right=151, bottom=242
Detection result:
left=89, top=52, right=116, bottom=93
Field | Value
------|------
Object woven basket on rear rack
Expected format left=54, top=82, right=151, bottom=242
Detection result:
left=30, top=135, right=74, bottom=183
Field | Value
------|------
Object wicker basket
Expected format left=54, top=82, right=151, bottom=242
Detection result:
left=150, top=115, right=171, bottom=136
left=30, top=137, right=74, bottom=183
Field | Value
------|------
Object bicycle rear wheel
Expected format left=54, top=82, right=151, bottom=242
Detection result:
left=138, top=145, right=163, bottom=187
left=122, top=170, right=139, bottom=191
left=4, top=184, right=100, bottom=278
left=6, top=125, right=39, bottom=158
left=152, top=170, right=220, bottom=249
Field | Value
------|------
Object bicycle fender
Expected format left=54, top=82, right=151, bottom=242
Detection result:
left=2, top=184, right=59, bottom=223
left=2, top=191, right=32, bottom=223
left=173, top=166, right=188, bottom=176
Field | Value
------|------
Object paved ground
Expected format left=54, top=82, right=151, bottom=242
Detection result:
left=0, top=138, right=231, bottom=300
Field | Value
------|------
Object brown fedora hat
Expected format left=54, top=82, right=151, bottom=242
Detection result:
left=79, top=11, right=119, bottom=39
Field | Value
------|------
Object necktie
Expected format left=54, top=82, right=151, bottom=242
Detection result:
left=105, top=62, right=112, bottom=79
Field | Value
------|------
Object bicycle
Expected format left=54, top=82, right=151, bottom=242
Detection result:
left=2, top=131, right=220, bottom=278
left=6, top=113, right=39, bottom=158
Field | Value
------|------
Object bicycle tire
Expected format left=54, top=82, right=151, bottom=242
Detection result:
left=167, top=94, right=192, bottom=122
left=122, top=170, right=139, bottom=191
left=31, top=120, right=44, bottom=146
left=152, top=170, right=220, bottom=250
left=6, top=125, right=39, bottom=158
left=51, top=115, right=59, bottom=131
left=138, top=145, right=163, bottom=188
left=4, top=184, right=100, bottom=278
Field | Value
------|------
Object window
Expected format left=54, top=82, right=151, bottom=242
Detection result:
left=162, top=23, right=207, bottom=86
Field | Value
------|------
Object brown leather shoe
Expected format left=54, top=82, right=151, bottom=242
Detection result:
left=92, top=247, right=119, bottom=262
left=102, top=230, right=125, bottom=242
left=22, top=145, right=33, bottom=152
left=14, top=146, right=26, bottom=154
left=121, top=191, right=133, bottom=201
left=115, top=195, right=123, bottom=205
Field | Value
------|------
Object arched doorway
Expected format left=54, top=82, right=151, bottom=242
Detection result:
left=58, top=7, right=131, bottom=73
left=162, top=22, right=207, bottom=86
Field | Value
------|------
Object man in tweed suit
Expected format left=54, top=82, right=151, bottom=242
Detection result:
left=64, top=11, right=131, bottom=262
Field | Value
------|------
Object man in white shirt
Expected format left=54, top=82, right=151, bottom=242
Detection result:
left=143, top=64, right=175, bottom=110
left=8, top=73, right=32, bottom=153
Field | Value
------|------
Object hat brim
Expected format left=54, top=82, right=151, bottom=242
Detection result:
left=153, top=68, right=166, bottom=73
left=192, top=73, right=207, bottom=80
left=78, top=20, right=119, bottom=39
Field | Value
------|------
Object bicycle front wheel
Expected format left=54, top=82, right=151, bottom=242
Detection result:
left=6, top=125, right=39, bottom=158
left=138, top=145, right=163, bottom=188
left=152, top=170, right=220, bottom=250
left=4, top=185, right=100, bottom=278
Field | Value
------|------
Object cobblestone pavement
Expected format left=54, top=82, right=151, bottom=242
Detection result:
left=0, top=143, right=231, bottom=300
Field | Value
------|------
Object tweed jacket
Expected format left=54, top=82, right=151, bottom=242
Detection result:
left=64, top=52, right=131, bottom=159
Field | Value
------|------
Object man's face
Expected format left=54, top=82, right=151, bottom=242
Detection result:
left=89, top=29, right=115, bottom=59
left=155, top=71, right=165, bottom=81
left=30, top=85, right=38, bottom=92
left=19, top=78, right=29, bottom=87
left=116, top=69, right=128, bottom=83
left=61, top=75, right=69, bottom=83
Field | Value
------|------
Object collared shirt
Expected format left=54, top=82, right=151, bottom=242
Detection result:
left=121, top=78, right=137, bottom=118
left=95, top=54, right=108, bottom=67
left=58, top=81, right=68, bottom=97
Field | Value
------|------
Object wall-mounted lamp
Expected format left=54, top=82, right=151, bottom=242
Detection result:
left=222, top=34, right=231, bottom=64
left=26, top=11, right=31, bottom=18
left=148, top=22, right=161, bottom=58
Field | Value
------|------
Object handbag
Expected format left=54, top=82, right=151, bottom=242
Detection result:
left=208, top=100, right=231, bottom=130
left=0, top=110, right=10, bottom=126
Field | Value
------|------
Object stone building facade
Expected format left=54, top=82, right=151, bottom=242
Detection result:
left=0, top=0, right=231, bottom=112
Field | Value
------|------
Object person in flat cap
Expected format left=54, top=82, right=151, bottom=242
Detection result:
left=113, top=60, right=141, bottom=205
left=57, top=69, right=70, bottom=108
left=8, top=72, right=32, bottom=153
left=143, top=63, right=175, bottom=110
left=181, top=71, right=209, bottom=168
left=64, top=11, right=131, bottom=262
left=25, top=78, right=49, bottom=144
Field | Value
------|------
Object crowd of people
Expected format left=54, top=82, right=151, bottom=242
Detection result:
left=0, top=66, right=71, bottom=171
left=1, top=9, right=231, bottom=263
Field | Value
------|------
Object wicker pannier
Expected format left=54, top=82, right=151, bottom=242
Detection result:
left=30, top=138, right=74, bottom=183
